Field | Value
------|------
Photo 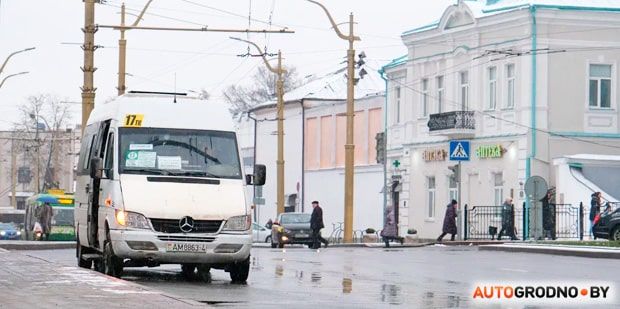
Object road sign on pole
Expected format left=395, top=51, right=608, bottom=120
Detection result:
left=449, top=140, right=470, bottom=161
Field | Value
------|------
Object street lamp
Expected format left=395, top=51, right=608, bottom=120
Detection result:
left=0, top=71, right=29, bottom=89
left=0, top=47, right=35, bottom=77
left=306, top=0, right=360, bottom=243
left=230, top=37, right=287, bottom=216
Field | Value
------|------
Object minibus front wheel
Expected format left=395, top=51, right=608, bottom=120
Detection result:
left=228, top=257, right=250, bottom=284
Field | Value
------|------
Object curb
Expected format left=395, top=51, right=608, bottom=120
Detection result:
left=479, top=245, right=620, bottom=259
left=0, top=241, right=76, bottom=251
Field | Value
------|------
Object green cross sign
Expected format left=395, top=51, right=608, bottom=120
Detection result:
left=392, top=160, right=401, bottom=168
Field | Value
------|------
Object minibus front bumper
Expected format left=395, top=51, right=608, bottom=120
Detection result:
left=109, top=229, right=251, bottom=264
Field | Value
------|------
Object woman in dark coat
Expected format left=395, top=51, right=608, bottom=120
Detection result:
left=437, top=200, right=458, bottom=242
left=380, top=208, right=403, bottom=248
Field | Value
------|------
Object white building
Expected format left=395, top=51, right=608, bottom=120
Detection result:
left=237, top=67, right=386, bottom=235
left=382, top=0, right=620, bottom=239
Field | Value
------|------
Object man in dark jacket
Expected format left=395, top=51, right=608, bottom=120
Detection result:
left=590, top=192, right=601, bottom=238
left=437, top=200, right=458, bottom=242
left=498, top=197, right=517, bottom=240
left=310, top=201, right=328, bottom=249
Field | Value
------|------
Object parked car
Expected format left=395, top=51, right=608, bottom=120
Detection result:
left=0, top=223, right=22, bottom=240
left=593, top=206, right=620, bottom=241
left=252, top=222, right=271, bottom=243
left=270, top=213, right=313, bottom=248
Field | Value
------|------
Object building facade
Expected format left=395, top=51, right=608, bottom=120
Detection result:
left=382, top=0, right=620, bottom=239
left=237, top=68, right=386, bottom=234
left=0, top=128, right=80, bottom=209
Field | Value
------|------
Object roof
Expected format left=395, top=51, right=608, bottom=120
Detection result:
left=88, top=93, right=235, bottom=132
left=251, top=61, right=386, bottom=112
left=403, top=0, right=620, bottom=36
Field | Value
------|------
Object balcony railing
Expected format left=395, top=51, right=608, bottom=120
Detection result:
left=427, top=111, right=475, bottom=138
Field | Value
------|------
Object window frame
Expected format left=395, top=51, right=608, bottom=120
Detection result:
left=459, top=71, right=469, bottom=111
left=427, top=176, right=436, bottom=219
left=487, top=66, right=498, bottom=110
left=493, top=172, right=504, bottom=208
left=421, top=78, right=429, bottom=118
left=587, top=63, right=614, bottom=110
left=437, top=75, right=444, bottom=114
left=505, top=64, right=515, bottom=110
left=395, top=86, right=401, bottom=124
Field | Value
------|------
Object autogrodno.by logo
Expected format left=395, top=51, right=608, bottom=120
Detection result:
left=471, top=283, right=616, bottom=305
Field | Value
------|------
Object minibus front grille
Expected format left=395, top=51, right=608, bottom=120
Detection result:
left=157, top=235, right=216, bottom=243
left=150, top=218, right=223, bottom=234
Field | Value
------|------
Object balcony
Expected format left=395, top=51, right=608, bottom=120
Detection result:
left=427, top=111, right=475, bottom=139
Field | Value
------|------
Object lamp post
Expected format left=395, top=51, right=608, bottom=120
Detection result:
left=0, top=47, right=35, bottom=77
left=306, top=0, right=360, bottom=243
left=0, top=71, right=29, bottom=89
left=230, top=37, right=286, bottom=216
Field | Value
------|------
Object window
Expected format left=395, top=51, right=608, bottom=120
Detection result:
left=103, top=132, right=114, bottom=178
left=395, top=86, right=401, bottom=124
left=320, top=116, right=333, bottom=168
left=305, top=118, right=318, bottom=170
left=488, top=66, right=497, bottom=110
left=427, top=176, right=436, bottom=218
left=459, top=71, right=469, bottom=111
left=437, top=76, right=444, bottom=113
left=449, top=175, right=458, bottom=202
left=368, top=108, right=383, bottom=164
left=493, top=172, right=504, bottom=207
left=589, top=64, right=612, bottom=108
left=506, top=64, right=515, bottom=109
left=421, top=78, right=429, bottom=117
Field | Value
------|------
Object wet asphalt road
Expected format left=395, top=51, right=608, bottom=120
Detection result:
left=22, top=246, right=620, bottom=308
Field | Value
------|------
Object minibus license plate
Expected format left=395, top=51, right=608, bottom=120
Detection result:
left=166, top=243, right=207, bottom=252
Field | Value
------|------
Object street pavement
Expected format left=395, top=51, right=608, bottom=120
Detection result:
left=14, top=245, right=620, bottom=308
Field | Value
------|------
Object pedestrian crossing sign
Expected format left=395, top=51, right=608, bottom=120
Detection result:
left=449, top=140, right=470, bottom=161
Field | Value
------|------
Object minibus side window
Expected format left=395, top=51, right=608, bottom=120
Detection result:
left=104, top=132, right=115, bottom=179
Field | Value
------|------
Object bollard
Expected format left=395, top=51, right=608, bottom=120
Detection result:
left=464, top=204, right=468, bottom=241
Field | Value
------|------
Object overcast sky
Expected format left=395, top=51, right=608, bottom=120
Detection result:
left=0, top=0, right=455, bottom=129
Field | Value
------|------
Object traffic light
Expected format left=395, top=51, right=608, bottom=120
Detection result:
left=375, top=132, right=386, bottom=164
left=448, top=164, right=460, bottom=180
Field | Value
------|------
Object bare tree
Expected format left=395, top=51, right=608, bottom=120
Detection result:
left=223, top=66, right=302, bottom=115
left=13, top=94, right=72, bottom=192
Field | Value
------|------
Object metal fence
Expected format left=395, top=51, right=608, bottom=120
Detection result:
left=464, top=203, right=584, bottom=240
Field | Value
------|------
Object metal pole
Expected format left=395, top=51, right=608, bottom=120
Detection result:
left=35, top=113, right=40, bottom=193
left=457, top=161, right=462, bottom=240
left=11, top=139, right=16, bottom=208
left=81, top=0, right=97, bottom=134
left=117, top=3, right=127, bottom=96
left=342, top=13, right=356, bottom=243
left=276, top=50, right=285, bottom=216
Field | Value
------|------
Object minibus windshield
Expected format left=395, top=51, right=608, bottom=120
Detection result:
left=119, top=128, right=242, bottom=179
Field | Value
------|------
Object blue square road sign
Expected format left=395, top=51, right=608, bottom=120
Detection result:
left=449, top=140, right=470, bottom=161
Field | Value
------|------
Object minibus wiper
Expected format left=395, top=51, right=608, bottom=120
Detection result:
left=123, top=168, right=168, bottom=175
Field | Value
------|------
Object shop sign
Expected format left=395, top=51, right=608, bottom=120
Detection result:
left=476, top=144, right=504, bottom=159
left=423, top=149, right=447, bottom=162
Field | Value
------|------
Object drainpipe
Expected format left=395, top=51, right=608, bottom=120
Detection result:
left=526, top=5, right=538, bottom=238
left=379, top=69, right=388, bottom=227
left=300, top=99, right=306, bottom=213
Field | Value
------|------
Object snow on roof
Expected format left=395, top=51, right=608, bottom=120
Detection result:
left=403, top=0, right=620, bottom=36
left=562, top=154, right=620, bottom=162
left=252, top=60, right=385, bottom=111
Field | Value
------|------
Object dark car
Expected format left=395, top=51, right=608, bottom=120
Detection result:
left=0, top=223, right=22, bottom=240
left=592, top=206, right=620, bottom=241
left=271, top=213, right=313, bottom=248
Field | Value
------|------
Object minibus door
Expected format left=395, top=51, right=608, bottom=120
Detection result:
left=87, top=121, right=110, bottom=248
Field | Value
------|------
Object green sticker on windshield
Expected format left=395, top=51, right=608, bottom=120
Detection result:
left=125, top=151, right=156, bottom=168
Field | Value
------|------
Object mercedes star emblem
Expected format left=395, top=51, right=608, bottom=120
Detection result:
left=179, top=216, right=195, bottom=233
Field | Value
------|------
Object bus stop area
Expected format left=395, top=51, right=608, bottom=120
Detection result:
left=0, top=249, right=202, bottom=308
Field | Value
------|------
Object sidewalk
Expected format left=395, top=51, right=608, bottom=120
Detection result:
left=479, top=243, right=620, bottom=259
left=0, top=250, right=203, bottom=308
left=0, top=240, right=75, bottom=250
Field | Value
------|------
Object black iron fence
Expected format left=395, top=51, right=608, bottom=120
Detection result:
left=464, top=203, right=584, bottom=240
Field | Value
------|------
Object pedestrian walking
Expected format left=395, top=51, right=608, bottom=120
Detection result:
left=380, top=207, right=403, bottom=248
left=38, top=202, right=53, bottom=241
left=498, top=197, right=517, bottom=240
left=590, top=192, right=601, bottom=238
left=541, top=189, right=556, bottom=240
left=437, top=200, right=458, bottom=242
left=310, top=201, right=329, bottom=249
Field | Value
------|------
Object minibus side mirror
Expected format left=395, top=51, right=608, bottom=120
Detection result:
left=253, top=164, right=266, bottom=186
left=90, top=157, right=102, bottom=179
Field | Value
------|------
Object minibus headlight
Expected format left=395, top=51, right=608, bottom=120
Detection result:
left=115, top=210, right=151, bottom=229
left=223, top=215, right=251, bottom=231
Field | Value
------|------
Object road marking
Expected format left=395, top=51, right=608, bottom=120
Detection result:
left=0, top=248, right=8, bottom=253
left=499, top=268, right=528, bottom=273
